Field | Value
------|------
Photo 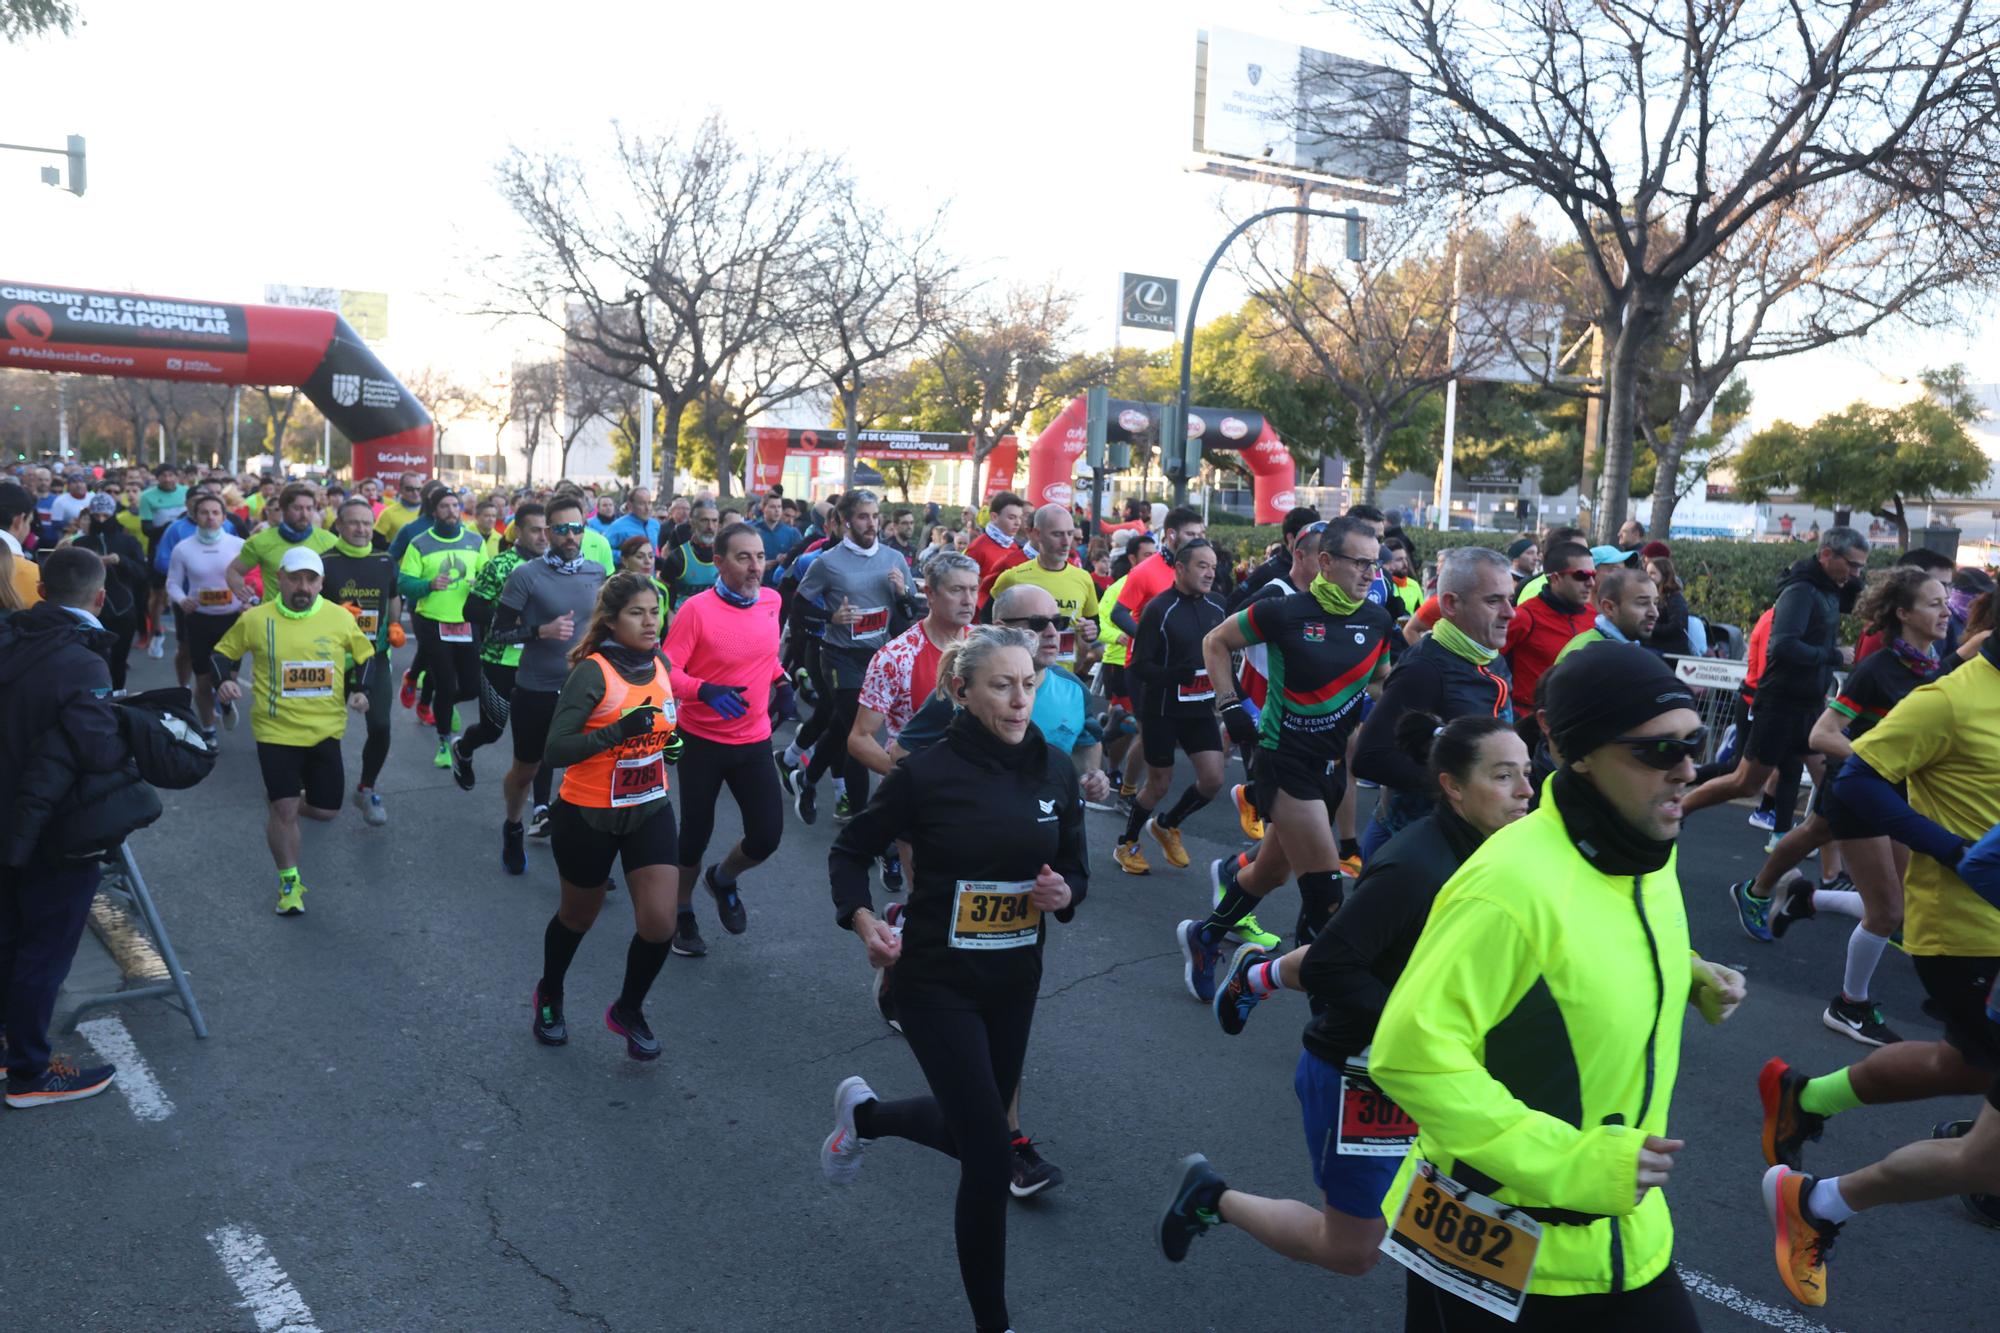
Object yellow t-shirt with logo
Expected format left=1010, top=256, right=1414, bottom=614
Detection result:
left=213, top=597, right=376, bottom=748
left=1851, top=652, right=2000, bottom=956
left=988, top=560, right=1101, bottom=667
left=238, top=524, right=338, bottom=589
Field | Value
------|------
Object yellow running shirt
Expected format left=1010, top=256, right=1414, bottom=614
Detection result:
left=214, top=597, right=376, bottom=748
left=988, top=560, right=1100, bottom=667
left=238, top=524, right=338, bottom=589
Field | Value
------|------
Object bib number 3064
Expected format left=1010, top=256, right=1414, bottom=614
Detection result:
left=1381, top=1161, right=1541, bottom=1323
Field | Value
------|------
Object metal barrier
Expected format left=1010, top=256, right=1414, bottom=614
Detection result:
left=66, top=841, right=209, bottom=1040
left=1663, top=655, right=1747, bottom=765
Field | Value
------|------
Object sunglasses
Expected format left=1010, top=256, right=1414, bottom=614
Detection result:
left=1001, top=615, right=1073, bottom=633
left=1559, top=568, right=1596, bottom=582
left=549, top=522, right=586, bottom=536
left=1612, top=727, right=1707, bottom=770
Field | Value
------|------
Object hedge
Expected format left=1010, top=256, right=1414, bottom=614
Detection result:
left=1213, top=526, right=1894, bottom=644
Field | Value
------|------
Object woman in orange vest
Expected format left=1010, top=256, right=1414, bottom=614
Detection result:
left=532, top=572, right=684, bottom=1061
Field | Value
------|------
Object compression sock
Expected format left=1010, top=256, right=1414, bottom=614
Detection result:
left=1338, top=838, right=1361, bottom=863
left=1200, top=884, right=1264, bottom=947
left=1246, top=959, right=1285, bottom=999
left=1814, top=886, right=1865, bottom=919
left=1799, top=1067, right=1865, bottom=1118
left=1842, top=926, right=1891, bottom=1003
left=1756, top=790, right=1776, bottom=817
left=539, top=915, right=586, bottom=996
left=1808, top=1176, right=1858, bottom=1225
left=1122, top=799, right=1154, bottom=845
left=1158, top=786, right=1213, bottom=830
left=617, top=934, right=673, bottom=1011
left=1297, top=870, right=1340, bottom=940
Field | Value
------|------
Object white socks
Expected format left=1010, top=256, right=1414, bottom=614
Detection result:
left=1808, top=1175, right=1856, bottom=1224
left=1842, top=926, right=1891, bottom=1003
left=1814, top=887, right=1865, bottom=919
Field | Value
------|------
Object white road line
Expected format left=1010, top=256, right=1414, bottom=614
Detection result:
left=75, top=1015, right=174, bottom=1122
left=206, top=1226, right=322, bottom=1333
left=1679, top=1266, right=1843, bottom=1333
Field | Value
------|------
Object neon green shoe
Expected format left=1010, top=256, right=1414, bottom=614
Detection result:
left=1214, top=881, right=1281, bottom=950
left=275, top=881, right=307, bottom=916
left=434, top=740, right=453, bottom=768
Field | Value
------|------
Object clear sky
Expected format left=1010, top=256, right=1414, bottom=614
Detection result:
left=3, top=0, right=1992, bottom=434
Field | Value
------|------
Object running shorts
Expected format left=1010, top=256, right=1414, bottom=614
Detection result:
left=1098, top=663, right=1131, bottom=709
left=1139, top=711, right=1222, bottom=769
left=256, top=738, right=344, bottom=809
left=1745, top=700, right=1814, bottom=767
left=510, top=687, right=560, bottom=766
left=1809, top=773, right=1895, bottom=843
left=550, top=798, right=679, bottom=887
left=1912, top=955, right=2000, bottom=1074
left=187, top=611, right=241, bottom=676
left=1295, top=1049, right=1401, bottom=1219
left=1250, top=745, right=1344, bottom=818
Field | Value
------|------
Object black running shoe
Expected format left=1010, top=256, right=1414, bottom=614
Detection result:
left=525, top=804, right=551, bottom=838
left=502, top=820, right=526, bottom=876
left=1009, top=1136, right=1065, bottom=1198
left=1823, top=995, right=1902, bottom=1047
left=881, top=852, right=904, bottom=893
left=1759, top=1057, right=1826, bottom=1170
left=605, top=1002, right=661, bottom=1061
left=671, top=911, right=708, bottom=958
left=1158, top=1152, right=1227, bottom=1262
left=531, top=987, right=567, bottom=1046
left=1770, top=873, right=1818, bottom=939
left=795, top=780, right=818, bottom=825
left=705, top=865, right=748, bottom=935
left=449, top=737, right=475, bottom=791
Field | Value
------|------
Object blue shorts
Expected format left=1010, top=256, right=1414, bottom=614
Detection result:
left=1296, top=1049, right=1402, bottom=1219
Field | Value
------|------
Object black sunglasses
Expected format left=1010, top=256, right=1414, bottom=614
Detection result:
left=1001, top=614, right=1073, bottom=633
left=549, top=522, right=586, bottom=536
left=1612, top=727, right=1707, bottom=770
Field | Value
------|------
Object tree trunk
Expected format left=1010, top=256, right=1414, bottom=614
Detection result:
left=709, top=429, right=736, bottom=500
left=967, top=440, right=989, bottom=508
left=1596, top=295, right=1667, bottom=544
left=654, top=398, right=683, bottom=500
left=1647, top=419, right=1693, bottom=540
left=1359, top=420, right=1388, bottom=505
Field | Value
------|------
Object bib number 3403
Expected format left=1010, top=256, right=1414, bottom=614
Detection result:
left=1381, top=1161, right=1542, bottom=1323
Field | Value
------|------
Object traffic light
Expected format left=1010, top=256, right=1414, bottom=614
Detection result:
left=1084, top=386, right=1108, bottom=469
left=1344, top=209, right=1365, bottom=262
left=1158, top=405, right=1185, bottom=480
left=65, top=135, right=86, bottom=197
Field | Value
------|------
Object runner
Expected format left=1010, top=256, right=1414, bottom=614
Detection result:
left=1499, top=539, right=1597, bottom=752
left=227, top=482, right=338, bottom=600
left=1181, top=515, right=1394, bottom=998
left=1107, top=506, right=1206, bottom=646
left=485, top=496, right=605, bottom=875
left=1552, top=562, right=1661, bottom=660
left=66, top=491, right=148, bottom=694
left=166, top=490, right=248, bottom=740
left=988, top=502, right=1099, bottom=673
left=850, top=552, right=981, bottom=780
left=321, top=498, right=402, bottom=826
left=398, top=488, right=488, bottom=768
left=1161, top=714, right=1532, bottom=1275
left=819, top=625, right=1087, bottom=1333
left=1115, top=539, right=1227, bottom=875
left=659, top=498, right=720, bottom=611
left=965, top=491, right=1029, bottom=608
left=211, top=547, right=378, bottom=916
left=451, top=501, right=544, bottom=799
left=372, top=471, right=426, bottom=548
left=662, top=522, right=790, bottom=957
left=1370, top=643, right=1743, bottom=1330
left=530, top=573, right=684, bottom=1060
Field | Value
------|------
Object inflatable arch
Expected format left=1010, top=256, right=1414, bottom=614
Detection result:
left=1024, top=394, right=1296, bottom=523
left=0, top=279, right=433, bottom=478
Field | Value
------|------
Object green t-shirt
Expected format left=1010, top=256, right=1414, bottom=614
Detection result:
left=399, top=525, right=488, bottom=622
left=239, top=524, right=339, bottom=589
left=139, top=483, right=189, bottom=526
left=473, top=549, right=525, bottom=667
left=581, top=528, right=616, bottom=576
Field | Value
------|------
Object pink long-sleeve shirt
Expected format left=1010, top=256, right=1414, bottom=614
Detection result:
left=665, top=585, right=785, bottom=744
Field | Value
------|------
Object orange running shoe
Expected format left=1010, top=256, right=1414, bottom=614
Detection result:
left=1148, top=818, right=1190, bottom=868
left=1762, top=1165, right=1837, bottom=1308
left=1232, top=783, right=1265, bottom=841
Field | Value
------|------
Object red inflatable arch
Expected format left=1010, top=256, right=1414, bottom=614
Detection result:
left=0, top=279, right=433, bottom=478
left=1025, top=394, right=1296, bottom=522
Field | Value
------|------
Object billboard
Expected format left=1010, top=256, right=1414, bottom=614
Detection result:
left=745, top=427, right=1020, bottom=497
left=1120, top=274, right=1178, bottom=333
left=1194, top=28, right=1410, bottom=191
left=266, top=286, right=390, bottom=342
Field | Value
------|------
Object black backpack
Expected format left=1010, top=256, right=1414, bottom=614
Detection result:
left=116, top=687, right=216, bottom=790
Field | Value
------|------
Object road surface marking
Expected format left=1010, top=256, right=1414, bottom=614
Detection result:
left=1680, top=1266, right=1842, bottom=1333
left=75, top=1016, right=173, bottom=1122
left=206, top=1226, right=322, bottom=1333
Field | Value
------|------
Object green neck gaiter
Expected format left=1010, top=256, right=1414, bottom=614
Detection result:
left=1310, top=574, right=1362, bottom=618
left=1432, top=616, right=1499, bottom=665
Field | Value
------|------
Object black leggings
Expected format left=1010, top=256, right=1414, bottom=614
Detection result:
left=101, top=614, right=138, bottom=692
left=855, top=996, right=1036, bottom=1333
left=458, top=661, right=516, bottom=755
left=413, top=618, right=479, bottom=737
left=1402, top=1263, right=1699, bottom=1332
left=803, top=685, right=870, bottom=804
left=792, top=637, right=833, bottom=751
left=675, top=731, right=785, bottom=867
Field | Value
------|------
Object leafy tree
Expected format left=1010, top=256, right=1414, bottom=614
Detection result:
left=1, top=1, right=77, bottom=43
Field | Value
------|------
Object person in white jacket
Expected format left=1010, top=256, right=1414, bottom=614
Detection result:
left=166, top=491, right=249, bottom=738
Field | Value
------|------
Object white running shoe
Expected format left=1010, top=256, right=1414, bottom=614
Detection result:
left=821, top=1075, right=876, bottom=1184
left=146, top=637, right=164, bottom=659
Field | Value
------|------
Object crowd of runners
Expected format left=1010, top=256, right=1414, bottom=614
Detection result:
left=3, top=458, right=1997, bottom=1331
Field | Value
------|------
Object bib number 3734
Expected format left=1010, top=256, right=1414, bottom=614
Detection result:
left=1381, top=1161, right=1542, bottom=1323
left=948, top=880, right=1040, bottom=950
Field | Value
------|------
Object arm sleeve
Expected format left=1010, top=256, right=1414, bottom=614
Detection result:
left=166, top=543, right=191, bottom=603
left=541, top=663, right=623, bottom=768
left=1368, top=889, right=1644, bottom=1217
left=1352, top=657, right=1440, bottom=789
left=487, top=600, right=538, bottom=648
left=828, top=762, right=916, bottom=928
left=1768, top=584, right=1838, bottom=670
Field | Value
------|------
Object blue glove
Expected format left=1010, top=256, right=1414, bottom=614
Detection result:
left=771, top=679, right=798, bottom=722
left=1959, top=821, right=2000, bottom=911
left=698, top=681, right=749, bottom=720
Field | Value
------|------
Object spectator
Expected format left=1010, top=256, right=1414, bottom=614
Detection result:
left=1502, top=539, right=1598, bottom=751
left=1618, top=517, right=1646, bottom=550
left=1506, top=536, right=1539, bottom=587
left=603, top=486, right=661, bottom=551
left=0, top=484, right=40, bottom=608
left=1644, top=547, right=1702, bottom=657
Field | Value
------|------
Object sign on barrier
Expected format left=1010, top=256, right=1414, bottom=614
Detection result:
left=1672, top=656, right=1747, bottom=691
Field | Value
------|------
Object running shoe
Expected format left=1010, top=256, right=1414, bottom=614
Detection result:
left=502, top=821, right=527, bottom=876
left=1178, top=919, right=1220, bottom=1003
left=671, top=911, right=707, bottom=958
left=881, top=853, right=904, bottom=893
left=1761, top=1165, right=1837, bottom=1308
left=1009, top=1136, right=1064, bottom=1198
left=202, top=726, right=218, bottom=748
left=220, top=698, right=238, bottom=731
left=795, top=780, right=818, bottom=825
left=1148, top=817, right=1189, bottom=869
left=433, top=739, right=453, bottom=769
left=1355, top=776, right=1379, bottom=789
left=416, top=701, right=435, bottom=728
left=1338, top=853, right=1364, bottom=879
left=1765, top=832, right=1782, bottom=854
left=1748, top=806, right=1778, bottom=832
left=353, top=786, right=388, bottom=826
left=449, top=738, right=475, bottom=790
left=1822, top=870, right=1855, bottom=896
left=1758, top=1057, right=1826, bottom=1170
left=1158, top=1152, right=1227, bottom=1262
left=1210, top=868, right=1279, bottom=949
left=146, top=636, right=164, bottom=659
left=1769, top=871, right=1815, bottom=939
left=1214, top=942, right=1270, bottom=1036
left=526, top=804, right=551, bottom=838
left=835, top=792, right=853, bottom=822
left=1822, top=996, right=1901, bottom=1047
left=822, top=1074, right=875, bottom=1184
left=1729, top=879, right=1775, bottom=942
left=1931, top=1119, right=2000, bottom=1227
left=1231, top=783, right=1265, bottom=841
left=604, top=1002, right=661, bottom=1061
left=275, top=880, right=306, bottom=916
left=531, top=986, right=567, bottom=1046
left=4, top=1055, right=116, bottom=1109
left=1113, top=839, right=1150, bottom=875
left=400, top=672, right=417, bottom=709
left=705, top=865, right=748, bottom=935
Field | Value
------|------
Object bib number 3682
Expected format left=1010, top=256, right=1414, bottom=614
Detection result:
left=1381, top=1161, right=1542, bottom=1323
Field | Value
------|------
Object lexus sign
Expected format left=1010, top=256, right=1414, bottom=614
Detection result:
left=1120, top=273, right=1178, bottom=333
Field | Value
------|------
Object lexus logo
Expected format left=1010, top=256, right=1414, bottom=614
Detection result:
left=1133, top=281, right=1169, bottom=311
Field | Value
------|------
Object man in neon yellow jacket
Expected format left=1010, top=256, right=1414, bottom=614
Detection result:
left=1371, top=642, right=1744, bottom=1327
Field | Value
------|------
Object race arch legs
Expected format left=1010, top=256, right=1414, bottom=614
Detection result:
left=1024, top=393, right=1296, bottom=522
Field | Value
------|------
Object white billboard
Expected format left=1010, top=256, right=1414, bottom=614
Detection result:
left=1195, top=28, right=1410, bottom=191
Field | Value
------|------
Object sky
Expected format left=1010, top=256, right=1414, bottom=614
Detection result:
left=2, top=0, right=1994, bottom=436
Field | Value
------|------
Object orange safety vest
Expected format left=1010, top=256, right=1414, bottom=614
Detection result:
left=559, top=652, right=679, bottom=810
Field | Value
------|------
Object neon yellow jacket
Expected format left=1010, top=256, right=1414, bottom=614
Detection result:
left=1370, top=787, right=1692, bottom=1297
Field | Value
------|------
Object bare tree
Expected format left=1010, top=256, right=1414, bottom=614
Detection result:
left=508, top=359, right=562, bottom=484
left=554, top=349, right=629, bottom=480
left=1339, top=0, right=2000, bottom=540
left=929, top=284, right=1092, bottom=506
left=405, top=366, right=475, bottom=457
left=488, top=114, right=832, bottom=497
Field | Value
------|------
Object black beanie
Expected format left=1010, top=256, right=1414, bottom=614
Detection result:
left=1540, top=642, right=1696, bottom=764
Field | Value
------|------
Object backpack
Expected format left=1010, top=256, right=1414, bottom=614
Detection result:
left=116, top=687, right=217, bottom=790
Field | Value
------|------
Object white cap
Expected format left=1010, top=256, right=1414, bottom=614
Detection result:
left=280, top=546, right=325, bottom=576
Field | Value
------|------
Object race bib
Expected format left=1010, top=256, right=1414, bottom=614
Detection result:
left=281, top=660, right=336, bottom=698
left=1178, top=669, right=1215, bottom=703
left=610, top=753, right=667, bottom=808
left=1057, top=628, right=1078, bottom=664
left=354, top=606, right=380, bottom=637
left=949, top=879, right=1041, bottom=951
left=1337, top=1054, right=1419, bottom=1157
left=197, top=586, right=234, bottom=608
left=439, top=621, right=473, bottom=643
left=1382, top=1162, right=1543, bottom=1323
left=851, top=606, right=890, bottom=639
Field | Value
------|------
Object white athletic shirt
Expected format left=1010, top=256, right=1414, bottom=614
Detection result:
left=167, top=530, right=248, bottom=614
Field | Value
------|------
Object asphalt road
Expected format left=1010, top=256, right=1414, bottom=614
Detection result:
left=5, top=640, right=1991, bottom=1332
